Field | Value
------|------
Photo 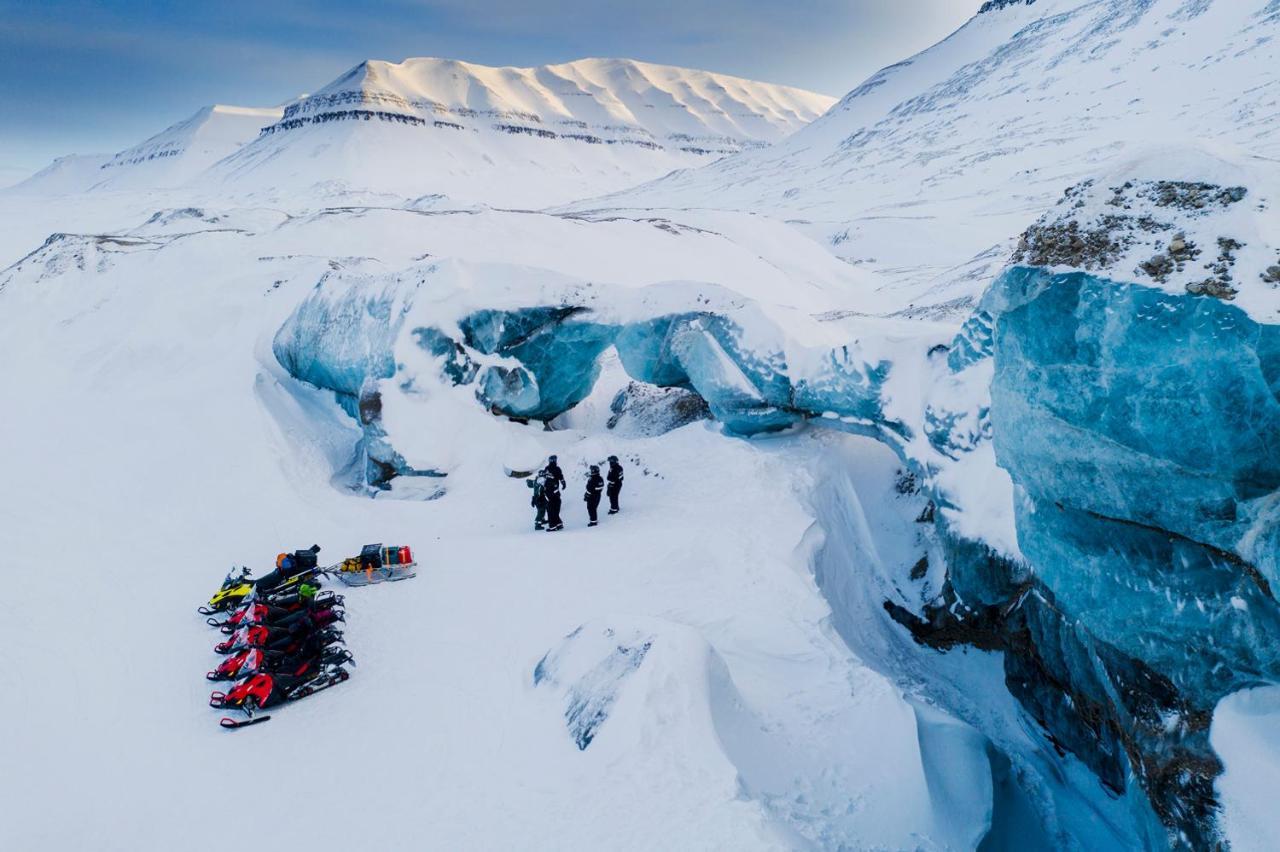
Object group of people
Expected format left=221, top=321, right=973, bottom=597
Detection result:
left=528, top=454, right=624, bottom=532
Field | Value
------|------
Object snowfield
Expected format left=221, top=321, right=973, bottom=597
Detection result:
left=0, top=211, right=989, bottom=847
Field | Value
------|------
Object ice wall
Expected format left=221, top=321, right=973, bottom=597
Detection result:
left=894, top=259, right=1280, bottom=848
left=872, top=156, right=1280, bottom=848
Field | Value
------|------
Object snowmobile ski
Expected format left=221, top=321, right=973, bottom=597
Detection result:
left=220, top=714, right=272, bottom=730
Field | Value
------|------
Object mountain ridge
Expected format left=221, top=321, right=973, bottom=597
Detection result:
left=205, top=56, right=836, bottom=205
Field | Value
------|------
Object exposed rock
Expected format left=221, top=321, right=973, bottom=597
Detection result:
left=1187, top=237, right=1245, bottom=299
left=606, top=382, right=711, bottom=438
left=1140, top=253, right=1174, bottom=282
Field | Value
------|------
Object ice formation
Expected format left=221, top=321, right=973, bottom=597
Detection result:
left=889, top=152, right=1280, bottom=847
left=268, top=146, right=1280, bottom=847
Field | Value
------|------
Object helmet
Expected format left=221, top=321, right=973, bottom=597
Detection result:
left=275, top=553, right=288, bottom=568
left=299, top=583, right=318, bottom=601
left=549, top=455, right=558, bottom=462
left=608, top=455, right=618, bottom=463
left=590, top=465, right=600, bottom=473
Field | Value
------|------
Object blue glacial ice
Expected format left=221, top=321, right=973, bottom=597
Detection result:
left=895, top=264, right=1280, bottom=848
left=273, top=276, right=409, bottom=399
left=408, top=305, right=896, bottom=437
left=456, top=307, right=618, bottom=420
left=989, top=267, right=1280, bottom=586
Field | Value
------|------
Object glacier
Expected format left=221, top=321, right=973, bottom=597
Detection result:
left=264, top=150, right=1280, bottom=848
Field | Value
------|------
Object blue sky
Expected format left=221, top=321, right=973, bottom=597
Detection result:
left=0, top=0, right=974, bottom=180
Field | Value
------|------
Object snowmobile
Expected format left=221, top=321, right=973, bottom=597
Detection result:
left=211, top=664, right=351, bottom=729
left=334, top=543, right=417, bottom=586
left=198, top=567, right=255, bottom=616
left=207, top=592, right=344, bottom=634
left=206, top=641, right=353, bottom=682
left=197, top=559, right=327, bottom=616
left=245, top=625, right=345, bottom=661
left=214, top=610, right=344, bottom=655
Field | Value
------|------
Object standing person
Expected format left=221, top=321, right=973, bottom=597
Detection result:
left=584, top=465, right=604, bottom=527
left=528, top=471, right=548, bottom=531
left=544, top=468, right=564, bottom=532
left=545, top=455, right=567, bottom=491
left=606, top=455, right=624, bottom=515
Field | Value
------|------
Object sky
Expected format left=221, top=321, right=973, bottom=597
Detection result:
left=0, top=0, right=976, bottom=181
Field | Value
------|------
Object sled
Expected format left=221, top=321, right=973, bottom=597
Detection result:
left=332, top=543, right=417, bottom=586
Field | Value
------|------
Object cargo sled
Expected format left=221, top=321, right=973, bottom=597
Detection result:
left=334, top=544, right=417, bottom=586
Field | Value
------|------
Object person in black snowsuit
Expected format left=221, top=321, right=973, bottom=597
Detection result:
left=543, top=469, right=564, bottom=532
left=606, top=455, right=624, bottom=514
left=584, top=465, right=604, bottom=527
left=545, top=455, right=567, bottom=491
left=529, top=473, right=548, bottom=530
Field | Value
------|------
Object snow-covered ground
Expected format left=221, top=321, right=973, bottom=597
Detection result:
left=0, top=204, right=986, bottom=847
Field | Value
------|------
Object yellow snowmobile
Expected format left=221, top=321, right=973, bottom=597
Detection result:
left=199, top=568, right=255, bottom=615
left=198, top=548, right=327, bottom=615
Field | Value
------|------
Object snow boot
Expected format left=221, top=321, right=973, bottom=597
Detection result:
left=588, top=521, right=598, bottom=527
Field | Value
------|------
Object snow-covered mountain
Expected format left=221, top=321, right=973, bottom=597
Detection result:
left=597, top=0, right=1280, bottom=309
left=8, top=153, right=111, bottom=194
left=206, top=57, right=835, bottom=206
left=13, top=104, right=283, bottom=195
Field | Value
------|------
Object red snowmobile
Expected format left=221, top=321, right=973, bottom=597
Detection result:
left=210, top=664, right=351, bottom=729
left=207, top=592, right=343, bottom=634
left=213, top=609, right=344, bottom=654
left=206, top=642, right=354, bottom=682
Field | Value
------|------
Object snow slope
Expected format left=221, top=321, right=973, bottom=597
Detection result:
left=13, top=105, right=283, bottom=195
left=207, top=58, right=835, bottom=206
left=592, top=0, right=1280, bottom=308
left=6, top=153, right=110, bottom=194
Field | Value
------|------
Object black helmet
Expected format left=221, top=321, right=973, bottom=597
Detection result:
left=590, top=464, right=600, bottom=473
left=608, top=455, right=618, bottom=463
left=549, top=455, right=558, bottom=462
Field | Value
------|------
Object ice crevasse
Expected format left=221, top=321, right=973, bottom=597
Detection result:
left=271, top=149, right=1280, bottom=849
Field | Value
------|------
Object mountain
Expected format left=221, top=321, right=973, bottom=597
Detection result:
left=8, top=153, right=111, bottom=194
left=205, top=57, right=835, bottom=206
left=12, top=104, right=283, bottom=195
left=595, top=0, right=1280, bottom=309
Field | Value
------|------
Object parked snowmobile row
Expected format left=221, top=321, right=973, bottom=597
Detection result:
left=197, top=543, right=418, bottom=729
left=200, top=546, right=354, bottom=730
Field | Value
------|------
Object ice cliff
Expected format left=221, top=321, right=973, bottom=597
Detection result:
left=892, top=150, right=1280, bottom=848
